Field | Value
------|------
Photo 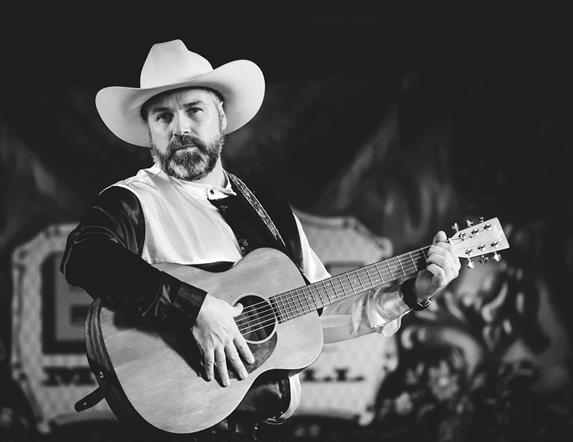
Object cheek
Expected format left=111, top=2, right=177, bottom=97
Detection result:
left=148, top=127, right=171, bottom=153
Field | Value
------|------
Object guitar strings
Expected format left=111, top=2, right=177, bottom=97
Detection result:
left=233, top=247, right=428, bottom=334
left=235, top=247, right=428, bottom=326
left=234, top=249, right=428, bottom=332
left=234, top=250, right=428, bottom=335
left=237, top=232, right=499, bottom=335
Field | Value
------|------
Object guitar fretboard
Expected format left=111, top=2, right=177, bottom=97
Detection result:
left=270, top=246, right=430, bottom=322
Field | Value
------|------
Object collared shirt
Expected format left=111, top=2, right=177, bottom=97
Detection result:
left=112, top=163, right=411, bottom=418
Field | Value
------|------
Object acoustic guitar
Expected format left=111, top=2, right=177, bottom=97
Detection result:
left=80, top=217, right=509, bottom=434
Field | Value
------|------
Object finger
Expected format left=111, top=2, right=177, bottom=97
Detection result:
left=225, top=345, right=248, bottom=380
left=433, top=230, right=447, bottom=244
left=214, top=347, right=230, bottom=387
left=203, top=349, right=215, bottom=382
left=427, top=244, right=461, bottom=272
left=426, top=262, right=447, bottom=286
left=426, top=254, right=459, bottom=279
left=234, top=335, right=255, bottom=364
left=232, top=303, right=244, bottom=317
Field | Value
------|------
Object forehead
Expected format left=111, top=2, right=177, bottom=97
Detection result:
left=145, top=88, right=218, bottom=112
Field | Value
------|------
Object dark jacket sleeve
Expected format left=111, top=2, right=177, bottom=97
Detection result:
left=60, top=186, right=206, bottom=325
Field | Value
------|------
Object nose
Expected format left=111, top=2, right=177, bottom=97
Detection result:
left=173, top=112, right=192, bottom=136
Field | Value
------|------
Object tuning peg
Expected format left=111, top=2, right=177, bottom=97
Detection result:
left=493, top=252, right=501, bottom=262
left=466, top=258, right=475, bottom=269
left=480, top=256, right=490, bottom=264
left=466, top=219, right=474, bottom=227
left=452, top=222, right=459, bottom=233
left=479, top=216, right=484, bottom=222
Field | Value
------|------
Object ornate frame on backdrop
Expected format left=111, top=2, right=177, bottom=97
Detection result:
left=293, top=210, right=397, bottom=425
left=41, top=250, right=91, bottom=354
left=11, top=223, right=113, bottom=433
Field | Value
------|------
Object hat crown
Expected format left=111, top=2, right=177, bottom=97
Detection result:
left=140, top=39, right=213, bottom=89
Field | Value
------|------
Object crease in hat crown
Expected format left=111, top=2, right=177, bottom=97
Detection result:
left=140, top=40, right=213, bottom=89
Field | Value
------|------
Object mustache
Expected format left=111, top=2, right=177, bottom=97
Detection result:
left=169, top=135, right=206, bottom=152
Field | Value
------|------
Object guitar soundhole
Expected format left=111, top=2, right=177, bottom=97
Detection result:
left=235, top=295, right=276, bottom=343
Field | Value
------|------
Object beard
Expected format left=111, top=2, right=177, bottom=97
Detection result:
left=150, top=133, right=225, bottom=181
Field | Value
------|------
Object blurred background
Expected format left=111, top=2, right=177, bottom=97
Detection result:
left=1, top=7, right=572, bottom=442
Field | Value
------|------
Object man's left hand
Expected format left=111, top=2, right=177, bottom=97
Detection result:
left=414, top=230, right=461, bottom=301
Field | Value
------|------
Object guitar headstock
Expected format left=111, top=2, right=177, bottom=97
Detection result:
left=449, top=217, right=510, bottom=268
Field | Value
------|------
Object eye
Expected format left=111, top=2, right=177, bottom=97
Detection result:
left=187, top=106, right=203, bottom=115
left=156, top=112, right=172, bottom=122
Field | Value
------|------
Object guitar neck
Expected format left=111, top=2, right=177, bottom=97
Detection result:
left=270, top=246, right=430, bottom=322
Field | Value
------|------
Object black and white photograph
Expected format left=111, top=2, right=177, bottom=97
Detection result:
left=1, top=7, right=572, bottom=442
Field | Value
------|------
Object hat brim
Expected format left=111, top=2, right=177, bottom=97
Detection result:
left=95, top=59, right=265, bottom=147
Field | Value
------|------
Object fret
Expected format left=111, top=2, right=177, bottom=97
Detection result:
left=421, top=247, right=428, bottom=260
left=315, top=282, right=327, bottom=308
left=270, top=297, right=281, bottom=322
left=345, top=273, right=356, bottom=296
left=356, top=273, right=366, bottom=292
left=356, top=273, right=364, bottom=293
left=365, top=267, right=374, bottom=289
left=332, top=276, right=343, bottom=301
left=320, top=279, right=332, bottom=305
left=296, top=288, right=307, bottom=315
left=319, top=282, right=329, bottom=307
left=372, top=265, right=383, bottom=286
left=374, top=263, right=386, bottom=285
left=305, top=286, right=317, bottom=312
left=386, top=260, right=395, bottom=280
left=304, top=287, right=318, bottom=311
left=408, top=251, right=417, bottom=272
left=303, top=288, right=311, bottom=313
left=293, top=290, right=303, bottom=315
left=278, top=294, right=291, bottom=321
left=331, top=279, right=340, bottom=302
left=397, top=256, right=406, bottom=276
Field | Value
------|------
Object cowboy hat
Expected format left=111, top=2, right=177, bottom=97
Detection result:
left=95, top=39, right=265, bottom=147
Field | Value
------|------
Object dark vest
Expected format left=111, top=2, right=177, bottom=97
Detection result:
left=208, top=179, right=304, bottom=422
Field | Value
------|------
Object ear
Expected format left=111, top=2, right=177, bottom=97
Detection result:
left=218, top=102, right=227, bottom=132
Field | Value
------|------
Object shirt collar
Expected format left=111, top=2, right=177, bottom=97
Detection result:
left=150, top=163, right=237, bottom=200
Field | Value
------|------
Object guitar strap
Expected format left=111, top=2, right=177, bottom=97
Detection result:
left=226, top=172, right=288, bottom=252
left=224, top=172, right=296, bottom=420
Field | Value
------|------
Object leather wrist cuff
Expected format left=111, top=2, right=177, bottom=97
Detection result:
left=400, top=278, right=432, bottom=311
left=159, top=271, right=207, bottom=324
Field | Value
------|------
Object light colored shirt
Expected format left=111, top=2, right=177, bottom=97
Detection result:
left=110, top=163, right=411, bottom=418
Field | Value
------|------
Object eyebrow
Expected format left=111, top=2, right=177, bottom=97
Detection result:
left=148, top=100, right=206, bottom=115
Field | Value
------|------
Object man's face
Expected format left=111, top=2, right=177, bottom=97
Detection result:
left=145, top=88, right=226, bottom=181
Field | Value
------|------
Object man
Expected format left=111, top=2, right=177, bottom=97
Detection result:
left=61, top=39, right=461, bottom=441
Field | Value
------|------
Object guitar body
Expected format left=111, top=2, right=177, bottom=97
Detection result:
left=86, top=248, right=322, bottom=434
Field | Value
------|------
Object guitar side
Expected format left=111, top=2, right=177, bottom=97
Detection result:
left=89, top=248, right=323, bottom=434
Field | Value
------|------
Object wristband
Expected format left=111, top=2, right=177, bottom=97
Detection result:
left=400, top=278, right=432, bottom=311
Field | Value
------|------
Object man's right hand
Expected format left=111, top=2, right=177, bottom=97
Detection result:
left=192, top=294, right=255, bottom=387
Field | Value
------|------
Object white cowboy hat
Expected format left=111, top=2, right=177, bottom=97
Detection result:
left=95, top=39, right=265, bottom=147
